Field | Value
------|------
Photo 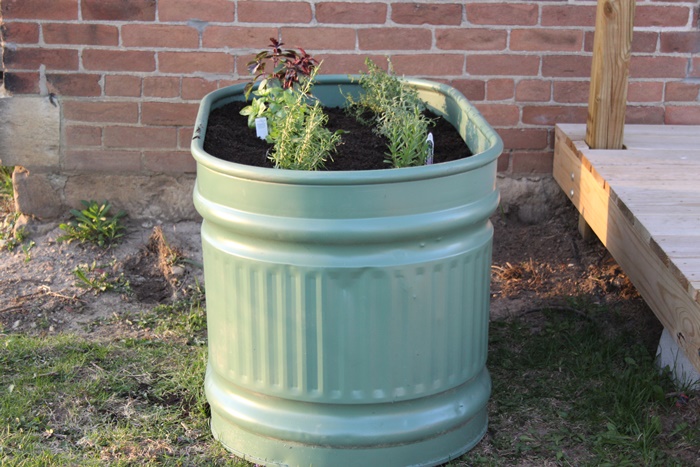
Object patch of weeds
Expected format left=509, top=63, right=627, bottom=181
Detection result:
left=0, top=166, right=13, bottom=204
left=72, top=261, right=130, bottom=294
left=459, top=305, right=696, bottom=466
left=0, top=212, right=26, bottom=251
left=0, top=333, right=246, bottom=466
left=57, top=200, right=127, bottom=248
left=120, top=280, right=207, bottom=343
left=21, top=240, right=36, bottom=263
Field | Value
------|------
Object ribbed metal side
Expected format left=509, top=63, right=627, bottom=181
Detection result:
left=202, top=222, right=492, bottom=404
left=192, top=75, right=502, bottom=466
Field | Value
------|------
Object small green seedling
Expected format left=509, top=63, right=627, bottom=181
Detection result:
left=58, top=200, right=126, bottom=248
left=73, top=261, right=130, bottom=293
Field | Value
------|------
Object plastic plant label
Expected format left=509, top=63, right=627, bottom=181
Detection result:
left=255, top=117, right=269, bottom=140
left=426, top=132, right=434, bottom=165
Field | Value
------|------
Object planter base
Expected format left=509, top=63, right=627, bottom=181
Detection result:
left=208, top=367, right=491, bottom=467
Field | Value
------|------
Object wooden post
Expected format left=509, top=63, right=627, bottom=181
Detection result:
left=585, top=0, right=636, bottom=150
left=580, top=0, right=635, bottom=241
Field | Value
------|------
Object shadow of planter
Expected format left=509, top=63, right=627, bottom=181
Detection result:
left=191, top=75, right=503, bottom=467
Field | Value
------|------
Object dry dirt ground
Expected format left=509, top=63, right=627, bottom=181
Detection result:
left=0, top=204, right=660, bottom=347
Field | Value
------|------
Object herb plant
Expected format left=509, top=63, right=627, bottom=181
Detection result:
left=57, top=200, right=127, bottom=248
left=240, top=39, right=343, bottom=170
left=348, top=58, right=434, bottom=168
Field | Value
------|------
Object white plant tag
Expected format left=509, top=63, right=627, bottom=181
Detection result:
left=255, top=117, right=268, bottom=140
left=426, top=132, right=434, bottom=165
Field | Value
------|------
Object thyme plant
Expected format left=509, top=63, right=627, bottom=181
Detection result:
left=348, top=58, right=434, bottom=168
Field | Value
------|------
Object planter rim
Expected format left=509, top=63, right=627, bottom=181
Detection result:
left=191, top=74, right=503, bottom=186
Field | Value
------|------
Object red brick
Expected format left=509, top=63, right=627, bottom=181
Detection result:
left=281, top=27, right=356, bottom=50
left=627, top=81, right=663, bottom=103
left=391, top=3, right=462, bottom=25
left=218, top=78, right=242, bottom=89
left=515, top=80, right=551, bottom=102
left=635, top=5, right=691, bottom=27
left=143, top=77, right=181, bottom=98
left=202, top=26, right=278, bottom=49
left=178, top=127, right=196, bottom=148
left=584, top=31, right=658, bottom=53
left=83, top=49, right=155, bottom=72
left=4, top=72, right=40, bottom=94
left=466, top=3, right=538, bottom=26
left=473, top=104, right=519, bottom=126
left=104, top=126, right=177, bottom=149
left=497, top=153, right=510, bottom=172
left=144, top=151, right=196, bottom=173
left=522, top=105, right=588, bottom=125
left=159, top=0, right=234, bottom=22
left=65, top=149, right=141, bottom=172
left=450, top=79, right=486, bottom=101
left=541, top=5, right=596, bottom=27
left=511, top=151, right=554, bottom=173
left=665, top=82, right=700, bottom=102
left=467, top=55, right=539, bottom=76
left=105, top=75, right=142, bottom=97
left=66, top=125, right=102, bottom=147
left=182, top=77, right=219, bottom=100
left=159, top=51, right=233, bottom=74
left=316, top=2, right=387, bottom=24
left=436, top=29, right=507, bottom=51
left=625, top=106, right=665, bottom=124
left=487, top=79, right=514, bottom=100
left=142, top=102, right=199, bottom=126
left=238, top=2, right=311, bottom=23
left=47, top=73, right=101, bottom=97
left=498, top=129, right=549, bottom=150
left=665, top=106, right=700, bottom=124
left=511, top=29, right=583, bottom=52
left=1, top=22, right=40, bottom=44
left=43, top=23, right=118, bottom=46
left=358, top=28, right=431, bottom=50
left=630, top=56, right=688, bottom=79
left=553, top=81, right=589, bottom=104
left=63, top=101, right=139, bottom=123
left=390, top=54, right=464, bottom=76
left=2, top=0, right=77, bottom=20
left=82, top=0, right=155, bottom=21
left=631, top=32, right=660, bottom=54
left=542, top=55, right=592, bottom=78
left=660, top=32, right=700, bottom=54
left=312, top=54, right=383, bottom=75
left=122, top=24, right=199, bottom=49
left=692, top=57, right=700, bottom=78
left=3, top=47, right=79, bottom=71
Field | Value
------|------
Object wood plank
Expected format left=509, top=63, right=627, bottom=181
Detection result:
left=560, top=124, right=700, bottom=140
left=653, top=236, right=700, bottom=258
left=585, top=0, right=635, bottom=149
left=554, top=127, right=700, bottom=372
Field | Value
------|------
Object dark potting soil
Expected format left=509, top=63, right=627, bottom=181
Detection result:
left=203, top=101, right=473, bottom=171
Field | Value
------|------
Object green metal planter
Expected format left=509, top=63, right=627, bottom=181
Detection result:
left=191, top=75, right=503, bottom=467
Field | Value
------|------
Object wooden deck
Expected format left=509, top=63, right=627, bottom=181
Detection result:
left=553, top=124, right=700, bottom=372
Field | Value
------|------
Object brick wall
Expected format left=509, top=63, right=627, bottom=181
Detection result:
left=1, top=0, right=699, bottom=220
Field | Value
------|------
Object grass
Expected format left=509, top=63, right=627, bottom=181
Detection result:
left=0, top=288, right=248, bottom=466
left=2, top=297, right=697, bottom=466
left=459, top=301, right=699, bottom=466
